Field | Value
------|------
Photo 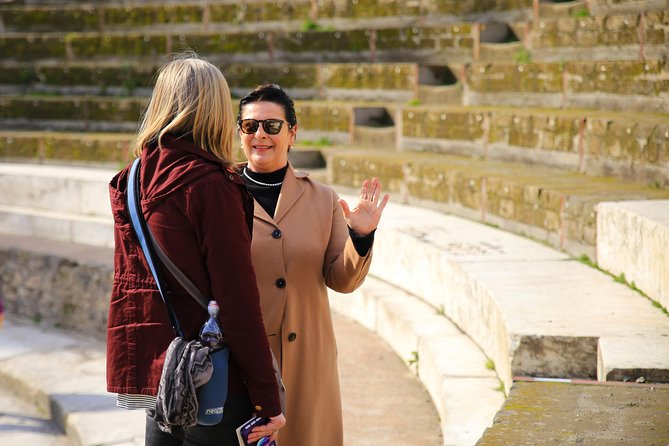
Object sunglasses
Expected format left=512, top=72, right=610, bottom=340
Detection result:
left=238, top=118, right=291, bottom=135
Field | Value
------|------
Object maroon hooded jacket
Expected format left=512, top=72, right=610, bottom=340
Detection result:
left=107, top=134, right=281, bottom=417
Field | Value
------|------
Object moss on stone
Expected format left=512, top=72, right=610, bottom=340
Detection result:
left=0, top=133, right=40, bottom=158
left=104, top=5, right=203, bottom=28
left=223, top=64, right=318, bottom=89
left=323, top=63, right=416, bottom=90
left=1, top=35, right=67, bottom=60
left=1, top=6, right=97, bottom=32
left=67, top=34, right=167, bottom=59
left=295, top=102, right=350, bottom=132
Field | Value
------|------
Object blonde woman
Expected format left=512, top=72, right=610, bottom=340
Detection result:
left=107, top=53, right=285, bottom=446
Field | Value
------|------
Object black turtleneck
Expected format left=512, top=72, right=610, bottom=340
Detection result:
left=241, top=164, right=287, bottom=218
left=240, top=164, right=375, bottom=257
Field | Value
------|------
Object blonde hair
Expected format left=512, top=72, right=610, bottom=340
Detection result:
left=132, top=52, right=237, bottom=166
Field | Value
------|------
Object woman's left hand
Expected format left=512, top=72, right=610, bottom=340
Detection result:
left=338, top=177, right=390, bottom=236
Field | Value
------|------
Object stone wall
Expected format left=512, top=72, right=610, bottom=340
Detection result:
left=0, top=238, right=112, bottom=340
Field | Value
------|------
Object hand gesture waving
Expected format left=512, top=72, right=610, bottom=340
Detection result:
left=338, top=178, right=390, bottom=236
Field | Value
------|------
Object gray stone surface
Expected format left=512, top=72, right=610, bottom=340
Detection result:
left=597, top=200, right=669, bottom=312
left=598, top=334, right=669, bottom=383
left=330, top=276, right=505, bottom=445
left=342, top=195, right=669, bottom=392
left=0, top=163, right=115, bottom=248
left=0, top=308, right=445, bottom=446
left=0, top=380, right=71, bottom=446
left=476, top=380, right=669, bottom=446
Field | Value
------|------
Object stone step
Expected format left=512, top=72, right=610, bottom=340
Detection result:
left=0, top=162, right=115, bottom=247
left=0, top=25, right=477, bottom=65
left=0, top=204, right=113, bottom=247
left=476, top=379, right=669, bottom=445
left=330, top=150, right=669, bottom=258
left=0, top=97, right=355, bottom=143
left=527, top=10, right=669, bottom=62
left=587, top=0, right=669, bottom=16
left=464, top=59, right=669, bottom=114
left=597, top=199, right=669, bottom=312
left=0, top=0, right=532, bottom=33
left=399, top=104, right=669, bottom=188
left=346, top=196, right=669, bottom=392
left=0, top=130, right=132, bottom=166
left=0, top=61, right=420, bottom=102
left=598, top=335, right=669, bottom=383
left=0, top=162, right=115, bottom=216
left=3, top=96, right=668, bottom=187
left=330, top=273, right=505, bottom=445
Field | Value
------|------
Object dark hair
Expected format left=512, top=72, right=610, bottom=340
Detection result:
left=238, top=84, right=297, bottom=127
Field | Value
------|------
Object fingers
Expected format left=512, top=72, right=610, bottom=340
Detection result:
left=360, top=179, right=370, bottom=200
left=248, top=413, right=286, bottom=443
left=338, top=198, right=351, bottom=218
left=378, top=193, right=390, bottom=212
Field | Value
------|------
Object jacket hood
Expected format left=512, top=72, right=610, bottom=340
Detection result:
left=109, top=134, right=235, bottom=222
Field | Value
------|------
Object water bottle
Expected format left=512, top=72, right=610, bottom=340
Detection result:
left=196, top=300, right=230, bottom=426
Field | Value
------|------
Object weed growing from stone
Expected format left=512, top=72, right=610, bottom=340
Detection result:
left=577, top=254, right=669, bottom=318
left=573, top=8, right=589, bottom=18
left=485, top=359, right=495, bottom=371
left=514, top=49, right=531, bottom=64
left=408, top=350, right=419, bottom=367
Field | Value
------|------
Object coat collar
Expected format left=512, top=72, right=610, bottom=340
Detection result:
left=253, top=162, right=309, bottom=225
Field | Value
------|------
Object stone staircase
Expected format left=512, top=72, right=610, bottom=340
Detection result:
left=2, top=0, right=669, bottom=444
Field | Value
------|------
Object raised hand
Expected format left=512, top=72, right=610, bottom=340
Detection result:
left=338, top=177, right=390, bottom=236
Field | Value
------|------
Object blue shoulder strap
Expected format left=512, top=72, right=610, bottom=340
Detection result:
left=127, top=158, right=184, bottom=338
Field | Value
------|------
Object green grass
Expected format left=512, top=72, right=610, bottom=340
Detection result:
left=485, top=359, right=495, bottom=371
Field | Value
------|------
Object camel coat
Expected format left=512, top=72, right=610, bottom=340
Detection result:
left=249, top=164, right=372, bottom=446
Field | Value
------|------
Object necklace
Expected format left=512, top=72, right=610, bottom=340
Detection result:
left=242, top=167, right=283, bottom=187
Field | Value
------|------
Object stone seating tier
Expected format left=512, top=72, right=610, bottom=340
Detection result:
left=464, top=59, right=669, bottom=114
left=4, top=10, right=669, bottom=65
left=3, top=0, right=669, bottom=34
left=0, top=61, right=419, bottom=102
left=400, top=105, right=669, bottom=187
left=528, top=10, right=669, bottom=61
left=2, top=59, right=667, bottom=113
left=0, top=25, right=476, bottom=64
left=0, top=0, right=535, bottom=34
left=0, top=60, right=669, bottom=113
left=328, top=150, right=669, bottom=258
left=2, top=96, right=667, bottom=186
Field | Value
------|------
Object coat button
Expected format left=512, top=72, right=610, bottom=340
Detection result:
left=288, top=332, right=297, bottom=342
left=272, top=229, right=282, bottom=239
left=254, top=405, right=262, bottom=412
left=275, top=278, right=286, bottom=288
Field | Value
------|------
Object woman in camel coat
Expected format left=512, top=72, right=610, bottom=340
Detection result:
left=236, top=84, right=389, bottom=445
